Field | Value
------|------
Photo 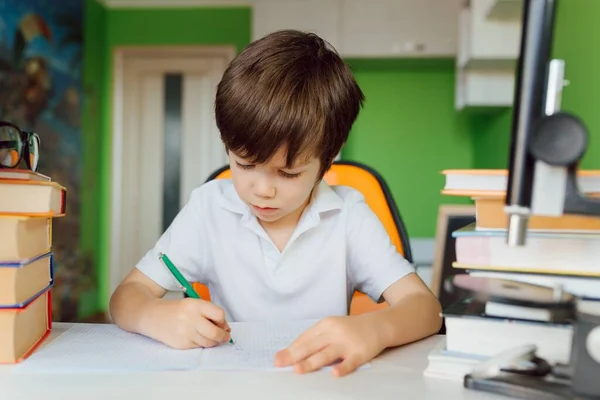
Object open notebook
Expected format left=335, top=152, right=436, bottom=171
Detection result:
left=14, top=319, right=368, bottom=373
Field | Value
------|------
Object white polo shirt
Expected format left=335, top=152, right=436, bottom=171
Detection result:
left=136, top=179, right=415, bottom=322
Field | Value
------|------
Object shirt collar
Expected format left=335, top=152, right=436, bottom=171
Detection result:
left=309, top=179, right=344, bottom=215
left=221, top=182, right=249, bottom=215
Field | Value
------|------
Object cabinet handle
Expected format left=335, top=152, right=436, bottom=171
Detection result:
left=392, top=42, right=427, bottom=53
left=401, top=41, right=426, bottom=52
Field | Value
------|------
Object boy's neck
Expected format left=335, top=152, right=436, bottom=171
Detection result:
left=257, top=199, right=307, bottom=253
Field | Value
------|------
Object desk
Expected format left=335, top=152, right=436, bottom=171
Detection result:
left=0, top=323, right=508, bottom=400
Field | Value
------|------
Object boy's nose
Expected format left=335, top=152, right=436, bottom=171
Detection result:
left=254, top=178, right=276, bottom=198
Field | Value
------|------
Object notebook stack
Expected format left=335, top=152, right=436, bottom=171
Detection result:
left=424, top=168, right=600, bottom=381
left=0, top=169, right=66, bottom=363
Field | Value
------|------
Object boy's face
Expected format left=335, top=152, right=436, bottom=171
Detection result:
left=229, top=146, right=321, bottom=226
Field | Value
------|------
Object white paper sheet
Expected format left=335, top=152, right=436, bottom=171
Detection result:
left=13, top=320, right=329, bottom=373
left=13, top=323, right=204, bottom=372
left=198, top=319, right=318, bottom=370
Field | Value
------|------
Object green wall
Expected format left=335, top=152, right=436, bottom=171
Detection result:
left=472, top=0, right=600, bottom=170
left=342, top=60, right=474, bottom=238
left=553, top=0, right=600, bottom=169
left=472, top=109, right=512, bottom=169
left=80, top=0, right=107, bottom=317
left=89, top=5, right=252, bottom=312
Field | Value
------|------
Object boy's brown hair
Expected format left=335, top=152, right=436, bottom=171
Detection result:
left=215, top=29, right=365, bottom=179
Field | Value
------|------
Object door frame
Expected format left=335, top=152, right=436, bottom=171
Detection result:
left=109, top=46, right=236, bottom=300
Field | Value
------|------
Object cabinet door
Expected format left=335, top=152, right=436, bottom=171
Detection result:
left=339, top=0, right=462, bottom=58
left=467, top=0, right=522, bottom=64
left=252, top=0, right=342, bottom=51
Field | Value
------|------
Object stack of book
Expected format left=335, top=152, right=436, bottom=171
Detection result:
left=424, top=168, right=600, bottom=381
left=0, top=169, right=66, bottom=363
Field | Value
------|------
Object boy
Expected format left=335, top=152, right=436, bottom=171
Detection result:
left=109, top=29, right=442, bottom=377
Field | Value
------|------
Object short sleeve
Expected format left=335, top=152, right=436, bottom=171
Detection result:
left=346, top=194, right=415, bottom=303
left=135, top=188, right=207, bottom=291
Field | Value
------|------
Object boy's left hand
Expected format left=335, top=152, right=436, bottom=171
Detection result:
left=273, top=314, right=385, bottom=377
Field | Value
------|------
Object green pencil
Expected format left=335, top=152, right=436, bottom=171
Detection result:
left=158, top=252, right=234, bottom=345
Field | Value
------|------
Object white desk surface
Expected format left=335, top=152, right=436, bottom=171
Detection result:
left=0, top=323, right=509, bottom=400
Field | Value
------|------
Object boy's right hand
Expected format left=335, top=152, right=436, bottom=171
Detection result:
left=144, top=297, right=231, bottom=350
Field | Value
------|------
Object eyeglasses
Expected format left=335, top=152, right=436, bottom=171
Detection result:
left=0, top=121, right=41, bottom=172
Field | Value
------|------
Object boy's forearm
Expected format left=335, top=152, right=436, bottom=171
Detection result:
left=109, top=282, right=161, bottom=336
left=370, top=292, right=443, bottom=349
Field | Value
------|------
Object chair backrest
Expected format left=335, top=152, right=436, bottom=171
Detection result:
left=205, top=161, right=413, bottom=262
left=194, top=160, right=412, bottom=314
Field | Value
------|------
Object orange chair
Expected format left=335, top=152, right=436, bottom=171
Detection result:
left=191, top=160, right=413, bottom=315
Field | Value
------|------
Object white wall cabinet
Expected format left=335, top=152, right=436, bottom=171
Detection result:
left=455, top=0, right=523, bottom=109
left=338, top=0, right=462, bottom=58
left=487, top=0, right=524, bottom=20
left=250, top=0, right=524, bottom=109
left=251, top=0, right=462, bottom=58
left=455, top=69, right=516, bottom=109
left=252, top=0, right=342, bottom=50
left=458, top=0, right=522, bottom=69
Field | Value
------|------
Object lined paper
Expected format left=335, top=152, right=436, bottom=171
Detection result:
left=198, top=319, right=318, bottom=370
left=14, top=323, right=203, bottom=372
left=14, top=320, right=327, bottom=373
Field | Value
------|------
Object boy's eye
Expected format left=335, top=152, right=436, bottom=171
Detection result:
left=279, top=171, right=301, bottom=179
left=236, top=161, right=254, bottom=170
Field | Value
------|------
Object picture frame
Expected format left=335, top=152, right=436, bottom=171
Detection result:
left=430, top=204, right=476, bottom=309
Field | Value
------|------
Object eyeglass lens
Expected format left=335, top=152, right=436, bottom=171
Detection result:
left=0, top=125, right=23, bottom=168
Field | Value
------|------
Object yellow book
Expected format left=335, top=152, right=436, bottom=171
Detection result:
left=0, top=287, right=52, bottom=364
left=0, top=216, right=52, bottom=262
left=0, top=179, right=66, bottom=217
left=0, top=253, right=53, bottom=307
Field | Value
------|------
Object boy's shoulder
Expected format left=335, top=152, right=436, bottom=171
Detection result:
left=190, top=178, right=232, bottom=197
left=315, top=181, right=369, bottom=215
left=328, top=184, right=365, bottom=204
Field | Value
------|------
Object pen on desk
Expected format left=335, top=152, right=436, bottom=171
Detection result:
left=158, top=252, right=235, bottom=345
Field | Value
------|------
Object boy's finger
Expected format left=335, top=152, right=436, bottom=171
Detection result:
left=198, top=302, right=227, bottom=325
left=190, top=327, right=219, bottom=348
left=294, top=345, right=340, bottom=374
left=196, top=317, right=230, bottom=343
left=274, top=324, right=320, bottom=366
left=332, top=357, right=359, bottom=377
left=213, top=319, right=231, bottom=332
left=274, top=333, right=328, bottom=367
left=285, top=321, right=322, bottom=347
left=221, top=320, right=231, bottom=332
